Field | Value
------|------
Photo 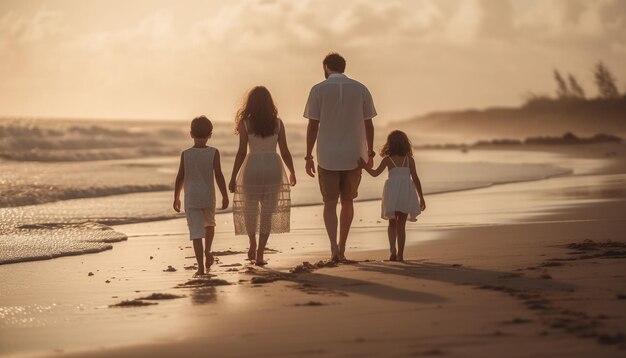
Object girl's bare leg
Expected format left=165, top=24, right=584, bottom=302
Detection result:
left=192, top=239, right=205, bottom=276
left=387, top=218, right=397, bottom=261
left=204, top=226, right=215, bottom=270
left=396, top=212, right=408, bottom=261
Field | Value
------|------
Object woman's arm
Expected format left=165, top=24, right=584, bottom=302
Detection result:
left=173, top=152, right=184, bottom=212
left=229, top=122, right=248, bottom=193
left=277, top=120, right=296, bottom=186
left=358, top=157, right=388, bottom=177
left=213, top=150, right=229, bottom=209
left=409, top=157, right=426, bottom=211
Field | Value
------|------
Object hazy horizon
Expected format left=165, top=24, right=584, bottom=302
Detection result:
left=1, top=0, right=625, bottom=123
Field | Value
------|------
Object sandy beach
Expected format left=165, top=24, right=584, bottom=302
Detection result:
left=0, top=144, right=624, bottom=357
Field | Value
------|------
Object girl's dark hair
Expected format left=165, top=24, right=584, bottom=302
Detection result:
left=235, top=86, right=279, bottom=138
left=380, top=130, right=413, bottom=157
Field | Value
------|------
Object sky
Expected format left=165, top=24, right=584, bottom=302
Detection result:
left=0, top=0, right=625, bottom=123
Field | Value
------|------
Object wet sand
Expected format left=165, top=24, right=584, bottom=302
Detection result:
left=1, top=145, right=625, bottom=357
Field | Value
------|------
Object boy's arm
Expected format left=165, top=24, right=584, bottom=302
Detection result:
left=173, top=152, right=184, bottom=212
left=358, top=157, right=388, bottom=177
left=213, top=150, right=229, bottom=210
left=409, top=157, right=426, bottom=211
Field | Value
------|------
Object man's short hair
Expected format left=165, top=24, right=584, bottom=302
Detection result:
left=190, top=115, right=213, bottom=138
left=323, top=53, right=346, bottom=73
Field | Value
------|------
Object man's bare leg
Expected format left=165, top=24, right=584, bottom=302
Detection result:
left=338, top=199, right=354, bottom=261
left=323, top=200, right=339, bottom=261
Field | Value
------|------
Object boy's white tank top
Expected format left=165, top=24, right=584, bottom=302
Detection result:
left=183, top=146, right=216, bottom=209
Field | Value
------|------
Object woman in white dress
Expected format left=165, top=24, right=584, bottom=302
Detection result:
left=229, top=86, right=296, bottom=265
left=358, top=130, right=426, bottom=261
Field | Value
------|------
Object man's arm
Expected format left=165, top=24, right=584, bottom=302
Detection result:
left=305, top=119, right=319, bottom=177
left=364, top=119, right=374, bottom=167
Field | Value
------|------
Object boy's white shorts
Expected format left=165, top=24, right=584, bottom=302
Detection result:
left=185, top=207, right=216, bottom=240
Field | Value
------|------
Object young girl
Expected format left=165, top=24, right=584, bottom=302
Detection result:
left=358, top=130, right=426, bottom=261
left=229, top=86, right=296, bottom=266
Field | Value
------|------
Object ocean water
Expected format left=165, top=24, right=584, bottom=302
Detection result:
left=0, top=118, right=570, bottom=265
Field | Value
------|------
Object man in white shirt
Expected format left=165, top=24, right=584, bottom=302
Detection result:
left=303, top=53, right=377, bottom=262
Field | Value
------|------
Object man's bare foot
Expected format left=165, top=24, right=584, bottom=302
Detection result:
left=389, top=253, right=397, bottom=261
left=397, top=255, right=404, bottom=262
left=255, top=260, right=267, bottom=266
left=193, top=270, right=205, bottom=278
left=205, top=252, right=214, bottom=269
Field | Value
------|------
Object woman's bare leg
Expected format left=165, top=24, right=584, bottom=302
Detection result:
left=256, top=233, right=270, bottom=265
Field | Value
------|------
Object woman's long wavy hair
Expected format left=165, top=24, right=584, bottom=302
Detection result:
left=235, top=86, right=279, bottom=138
left=380, top=130, right=413, bottom=157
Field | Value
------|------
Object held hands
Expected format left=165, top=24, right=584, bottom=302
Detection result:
left=289, top=172, right=297, bottom=186
left=173, top=198, right=181, bottom=213
left=305, top=158, right=316, bottom=178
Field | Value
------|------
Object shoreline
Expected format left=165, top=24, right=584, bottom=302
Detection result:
left=2, top=144, right=594, bottom=266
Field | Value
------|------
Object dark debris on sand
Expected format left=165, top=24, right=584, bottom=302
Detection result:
left=137, top=293, right=185, bottom=300
left=212, top=250, right=245, bottom=256
left=294, top=301, right=325, bottom=307
left=290, top=260, right=338, bottom=274
left=220, top=263, right=243, bottom=267
left=163, top=265, right=177, bottom=272
left=184, top=264, right=198, bottom=270
left=109, top=300, right=157, bottom=308
left=175, top=278, right=231, bottom=288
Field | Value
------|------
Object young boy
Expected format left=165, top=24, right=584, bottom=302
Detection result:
left=174, top=116, right=229, bottom=276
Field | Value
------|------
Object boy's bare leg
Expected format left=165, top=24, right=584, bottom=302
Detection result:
left=256, top=233, right=270, bottom=266
left=204, top=226, right=215, bottom=270
left=338, top=199, right=354, bottom=261
left=396, top=213, right=408, bottom=261
left=192, top=239, right=205, bottom=276
left=388, top=217, right=397, bottom=261
left=323, top=200, right=339, bottom=261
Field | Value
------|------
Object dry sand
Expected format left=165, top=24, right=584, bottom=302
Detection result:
left=1, top=144, right=625, bottom=358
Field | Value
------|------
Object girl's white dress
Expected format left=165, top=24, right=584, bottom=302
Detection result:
left=233, top=120, right=291, bottom=235
left=382, top=156, right=421, bottom=222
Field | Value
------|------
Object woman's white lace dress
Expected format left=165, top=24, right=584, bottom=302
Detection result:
left=233, top=120, right=291, bottom=235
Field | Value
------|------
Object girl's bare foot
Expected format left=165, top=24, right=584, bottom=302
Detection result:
left=389, top=253, right=397, bottom=261
left=397, top=255, right=404, bottom=262
left=255, top=260, right=267, bottom=266
left=193, top=270, right=205, bottom=278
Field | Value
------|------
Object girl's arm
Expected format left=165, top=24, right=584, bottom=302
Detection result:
left=229, top=122, right=248, bottom=193
left=173, top=152, right=184, bottom=212
left=358, top=157, right=388, bottom=177
left=408, top=157, right=426, bottom=211
left=277, top=120, right=296, bottom=186
left=213, top=150, right=229, bottom=209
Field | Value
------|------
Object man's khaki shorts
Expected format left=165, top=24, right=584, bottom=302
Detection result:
left=318, top=166, right=362, bottom=203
